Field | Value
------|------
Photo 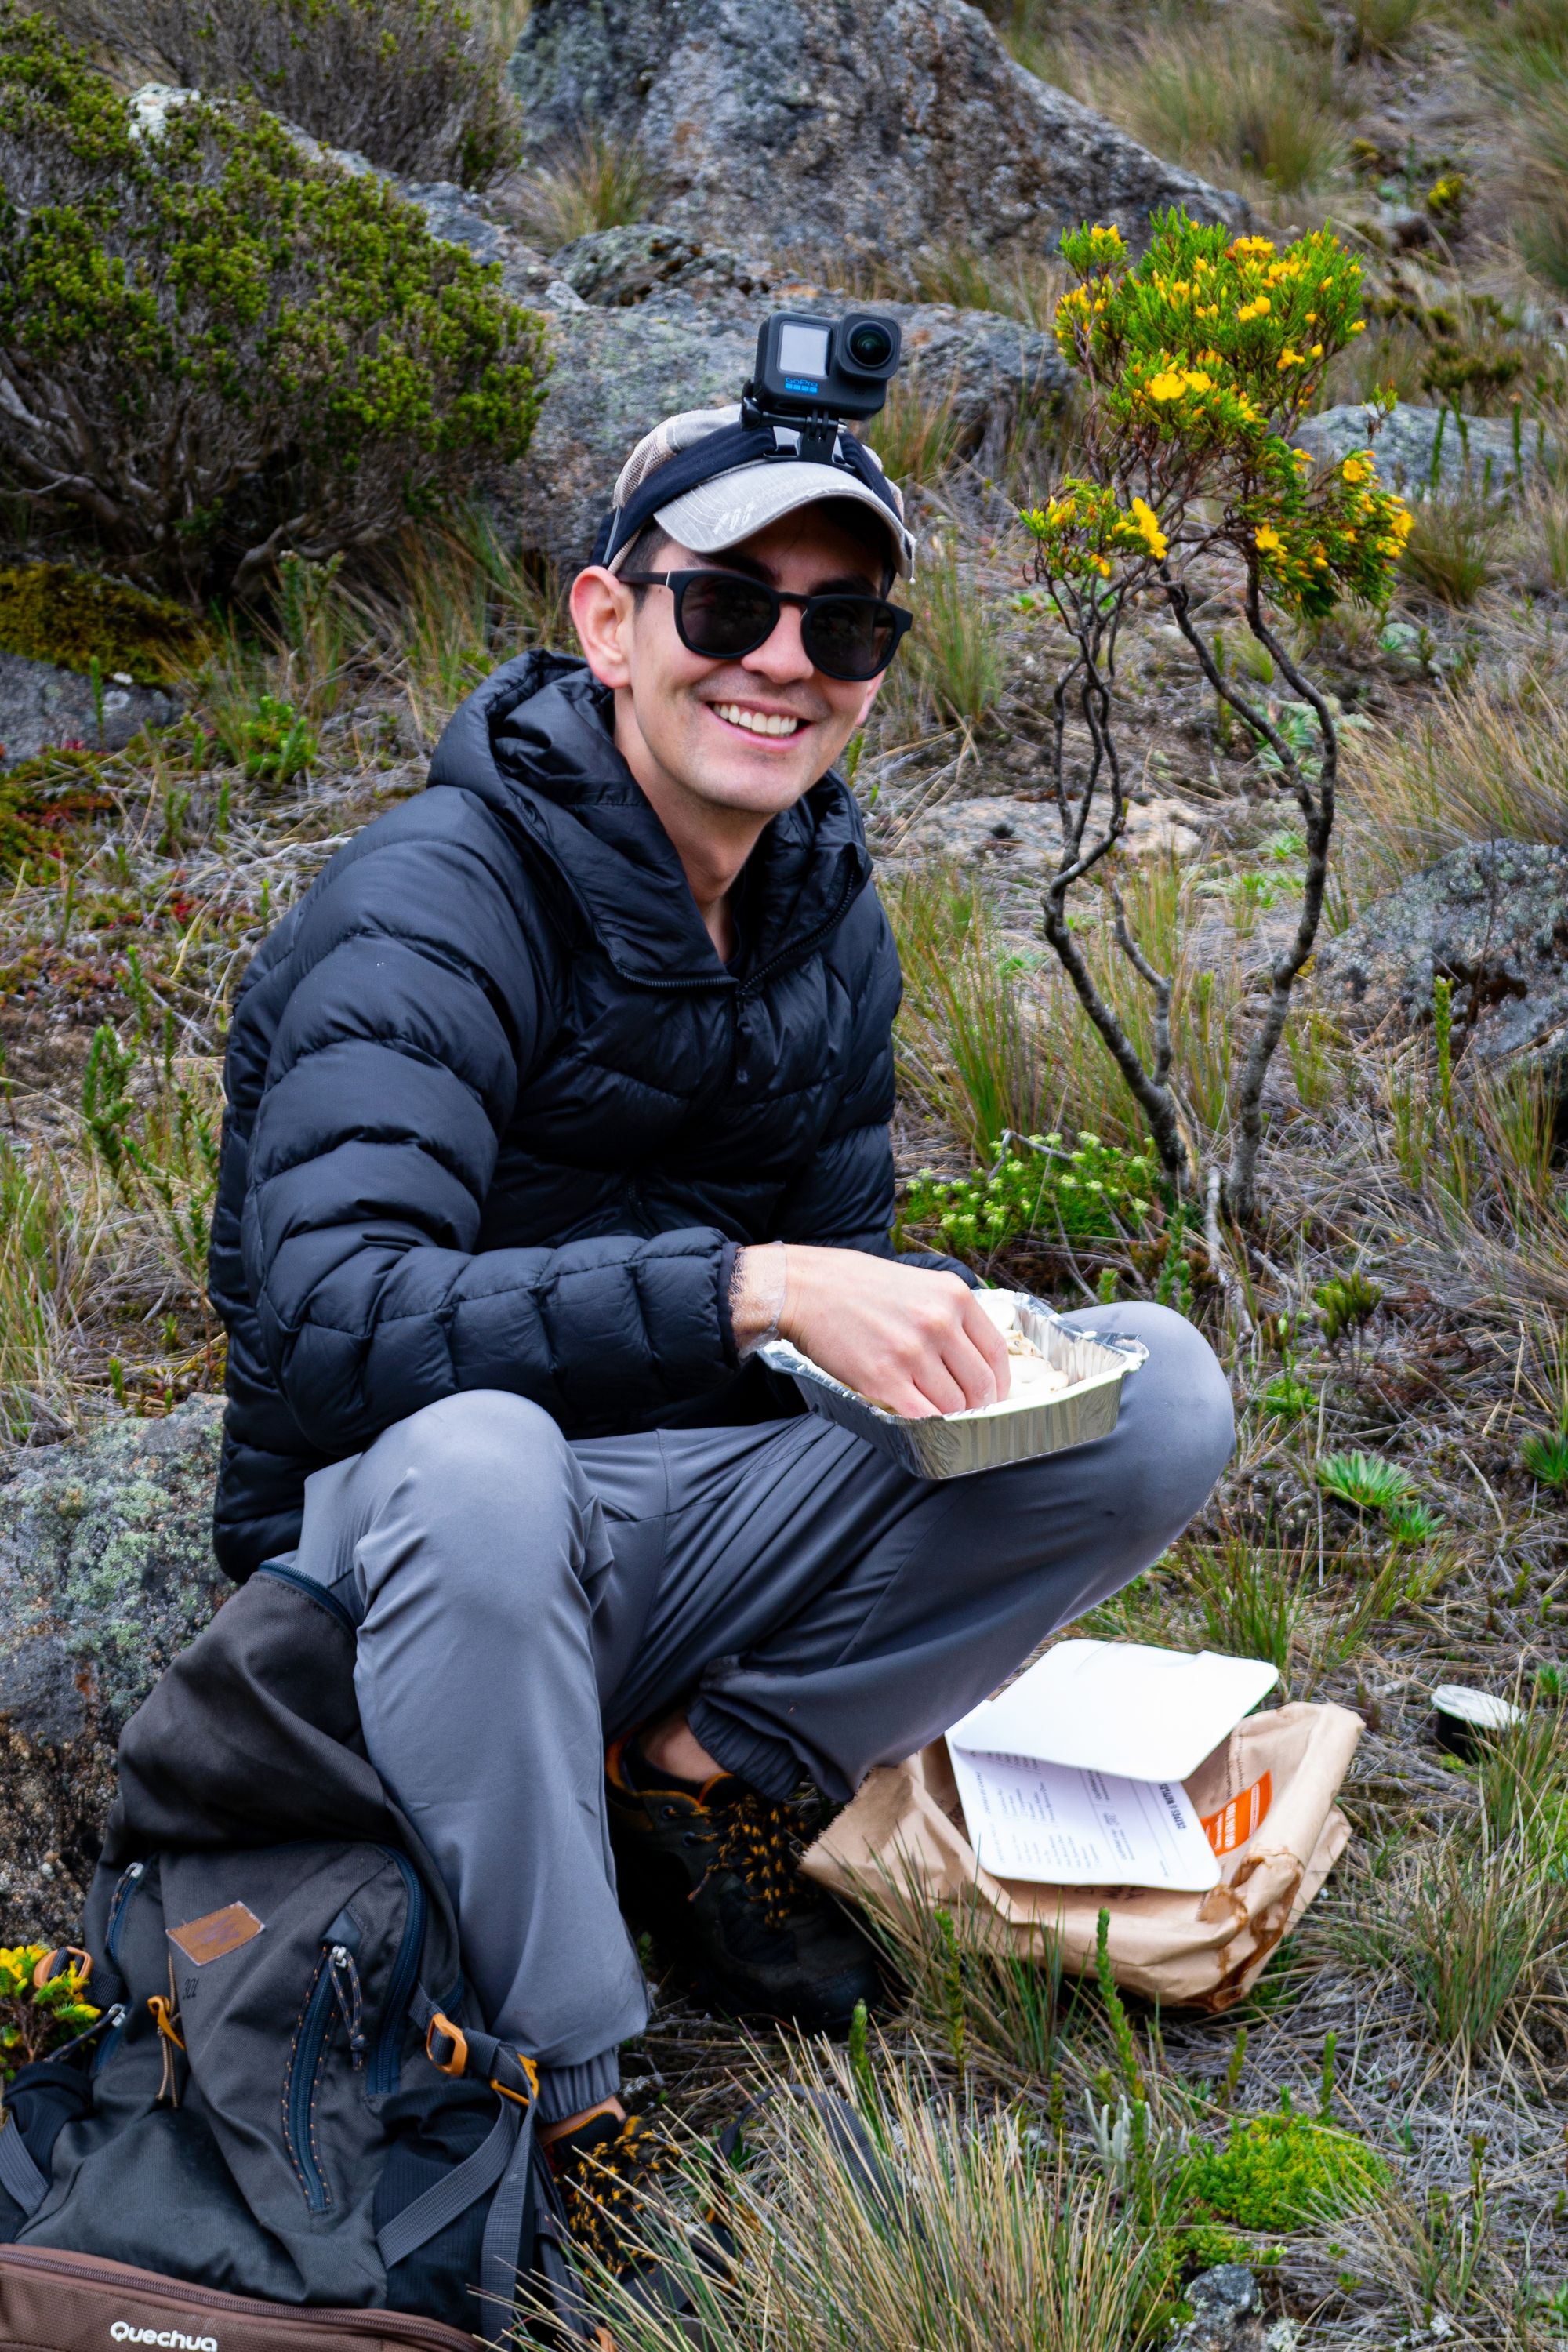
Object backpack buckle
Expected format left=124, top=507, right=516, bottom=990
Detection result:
left=425, top=2012, right=469, bottom=2078
left=488, top=2050, right=539, bottom=2108
left=32, top=1947, right=91, bottom=1991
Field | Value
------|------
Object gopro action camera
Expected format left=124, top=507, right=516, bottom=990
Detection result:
left=742, top=310, right=902, bottom=430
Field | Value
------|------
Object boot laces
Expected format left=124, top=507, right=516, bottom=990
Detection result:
left=556, top=2113, right=679, bottom=2271
left=715, top=1788, right=806, bottom=1930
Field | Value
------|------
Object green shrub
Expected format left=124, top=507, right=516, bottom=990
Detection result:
left=1184, top=2111, right=1388, bottom=2232
left=0, top=562, right=197, bottom=679
left=0, top=1944, right=99, bottom=2077
left=45, top=0, right=518, bottom=187
left=899, top=1131, right=1160, bottom=1258
left=0, top=13, right=550, bottom=593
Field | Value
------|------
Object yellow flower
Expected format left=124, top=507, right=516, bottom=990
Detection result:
left=1127, top=497, right=1167, bottom=559
left=1094, top=557, right=1112, bottom=577
left=1340, top=454, right=1373, bottom=485
left=1237, top=296, right=1272, bottom=322
left=1305, top=310, right=1318, bottom=324
left=1293, top=447, right=1313, bottom=470
left=1230, top=236, right=1277, bottom=259
left=1310, top=343, right=1323, bottom=358
left=1276, top=347, right=1304, bottom=369
left=1349, top=320, right=1366, bottom=334
left=1145, top=370, right=1187, bottom=401
left=1182, top=368, right=1214, bottom=392
left=1389, top=503, right=1413, bottom=540
left=1254, top=525, right=1284, bottom=554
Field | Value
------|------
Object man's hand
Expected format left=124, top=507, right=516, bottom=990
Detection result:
left=769, top=1245, right=1011, bottom=1417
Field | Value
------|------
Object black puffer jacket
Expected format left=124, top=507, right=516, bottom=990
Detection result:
left=209, top=652, right=903, bottom=1580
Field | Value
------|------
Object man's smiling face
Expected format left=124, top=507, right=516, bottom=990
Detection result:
left=570, top=503, right=891, bottom=825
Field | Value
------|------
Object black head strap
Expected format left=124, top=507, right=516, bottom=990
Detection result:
left=593, top=420, right=902, bottom=572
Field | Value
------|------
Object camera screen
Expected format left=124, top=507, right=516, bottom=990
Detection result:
left=776, top=321, right=831, bottom=380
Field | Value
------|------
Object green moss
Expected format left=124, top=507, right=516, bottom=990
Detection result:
left=0, top=564, right=198, bottom=681
left=1183, top=2112, right=1389, bottom=2233
left=0, top=755, right=112, bottom=878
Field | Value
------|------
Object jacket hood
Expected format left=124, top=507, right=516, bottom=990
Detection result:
left=425, top=650, right=873, bottom=985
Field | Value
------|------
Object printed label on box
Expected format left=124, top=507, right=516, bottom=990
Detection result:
left=1201, top=1771, right=1272, bottom=1857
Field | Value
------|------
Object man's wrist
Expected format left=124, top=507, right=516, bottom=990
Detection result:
left=730, top=1242, right=788, bottom=1358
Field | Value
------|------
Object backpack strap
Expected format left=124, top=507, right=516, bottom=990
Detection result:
left=0, top=2118, right=49, bottom=2218
left=375, top=2102, right=523, bottom=2270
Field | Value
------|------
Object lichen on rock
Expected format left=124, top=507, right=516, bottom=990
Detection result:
left=0, top=1396, right=227, bottom=1940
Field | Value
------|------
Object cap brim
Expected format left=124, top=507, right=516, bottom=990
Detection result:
left=644, top=462, right=914, bottom=580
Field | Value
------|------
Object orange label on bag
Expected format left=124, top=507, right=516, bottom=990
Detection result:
left=1201, top=1772, right=1272, bottom=1857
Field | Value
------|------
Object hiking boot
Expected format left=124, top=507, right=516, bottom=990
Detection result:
left=605, top=1737, right=883, bottom=2031
left=544, top=2104, right=681, bottom=2278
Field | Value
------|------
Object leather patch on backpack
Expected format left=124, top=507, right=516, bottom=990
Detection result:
left=167, top=1900, right=265, bottom=1965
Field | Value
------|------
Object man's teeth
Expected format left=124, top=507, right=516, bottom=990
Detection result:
left=713, top=703, right=802, bottom=737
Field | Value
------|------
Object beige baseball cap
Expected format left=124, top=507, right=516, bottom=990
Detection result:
left=598, top=403, right=916, bottom=581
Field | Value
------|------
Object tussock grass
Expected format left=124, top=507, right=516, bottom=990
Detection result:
left=865, top=374, right=965, bottom=487
left=1338, top=1825, right=1568, bottom=2067
left=903, top=548, right=1007, bottom=731
left=1285, top=0, right=1435, bottom=60
left=886, top=870, right=1047, bottom=1155
left=1123, top=37, right=1348, bottom=194
left=0, top=1136, right=112, bottom=1441
left=506, top=119, right=658, bottom=252
left=1399, top=492, right=1507, bottom=608
left=1344, top=681, right=1568, bottom=882
left=560, top=2042, right=1178, bottom=2352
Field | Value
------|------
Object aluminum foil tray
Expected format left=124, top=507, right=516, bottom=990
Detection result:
left=758, top=1294, right=1148, bottom=1480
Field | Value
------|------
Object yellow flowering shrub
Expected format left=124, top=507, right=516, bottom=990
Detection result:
left=0, top=1943, right=99, bottom=2077
left=1033, top=209, right=1410, bottom=621
left=1018, top=209, right=1412, bottom=1221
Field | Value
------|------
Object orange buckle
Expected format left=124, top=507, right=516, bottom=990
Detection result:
left=488, top=2051, right=540, bottom=2109
left=147, top=1994, right=185, bottom=2051
left=33, top=1947, right=91, bottom=1991
left=425, top=2012, right=469, bottom=2078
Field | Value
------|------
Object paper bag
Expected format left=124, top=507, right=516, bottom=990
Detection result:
left=800, top=1700, right=1363, bottom=2013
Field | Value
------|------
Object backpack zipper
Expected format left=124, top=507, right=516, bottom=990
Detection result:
left=105, top=1860, right=146, bottom=1963
left=0, top=2244, right=481, bottom=2350
left=368, top=1849, right=425, bottom=2097
left=93, top=1861, right=147, bottom=2075
left=285, top=1952, right=339, bottom=2212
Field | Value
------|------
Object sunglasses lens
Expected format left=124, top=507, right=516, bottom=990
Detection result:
left=801, top=597, right=900, bottom=681
left=678, top=576, right=777, bottom=659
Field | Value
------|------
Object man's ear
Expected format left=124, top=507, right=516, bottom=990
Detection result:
left=856, top=672, right=886, bottom=726
left=569, top=564, right=636, bottom=688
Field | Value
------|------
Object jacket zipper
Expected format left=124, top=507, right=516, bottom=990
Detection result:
left=0, top=2244, right=480, bottom=2350
left=602, top=867, right=859, bottom=998
left=368, top=1849, right=425, bottom=2097
left=285, top=1952, right=339, bottom=2212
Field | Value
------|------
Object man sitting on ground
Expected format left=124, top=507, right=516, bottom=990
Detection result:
left=209, top=396, right=1233, bottom=2219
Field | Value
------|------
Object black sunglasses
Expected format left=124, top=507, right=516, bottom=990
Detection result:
left=619, top=568, right=913, bottom=683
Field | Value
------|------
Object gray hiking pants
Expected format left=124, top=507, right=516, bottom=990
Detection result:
left=284, top=1301, right=1232, bottom=2121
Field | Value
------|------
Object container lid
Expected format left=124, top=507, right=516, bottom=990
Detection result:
left=1432, top=1683, right=1523, bottom=1733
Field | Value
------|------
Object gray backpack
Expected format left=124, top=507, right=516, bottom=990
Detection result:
left=0, top=1562, right=593, bottom=2348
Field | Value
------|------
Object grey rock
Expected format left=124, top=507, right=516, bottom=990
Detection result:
left=0, top=653, right=180, bottom=773
left=1164, top=2264, right=1295, bottom=2352
left=1315, top=841, right=1568, bottom=1101
left=508, top=0, right=1243, bottom=271
left=492, top=285, right=1066, bottom=571
left=893, top=791, right=1203, bottom=873
left=550, top=222, right=778, bottom=308
left=1296, top=402, right=1545, bottom=497
left=0, top=1399, right=227, bottom=1940
left=392, top=179, right=586, bottom=311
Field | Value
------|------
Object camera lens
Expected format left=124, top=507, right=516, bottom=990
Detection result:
left=846, top=321, right=894, bottom=369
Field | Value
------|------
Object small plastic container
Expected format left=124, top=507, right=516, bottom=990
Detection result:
left=1431, top=1682, right=1523, bottom=1758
